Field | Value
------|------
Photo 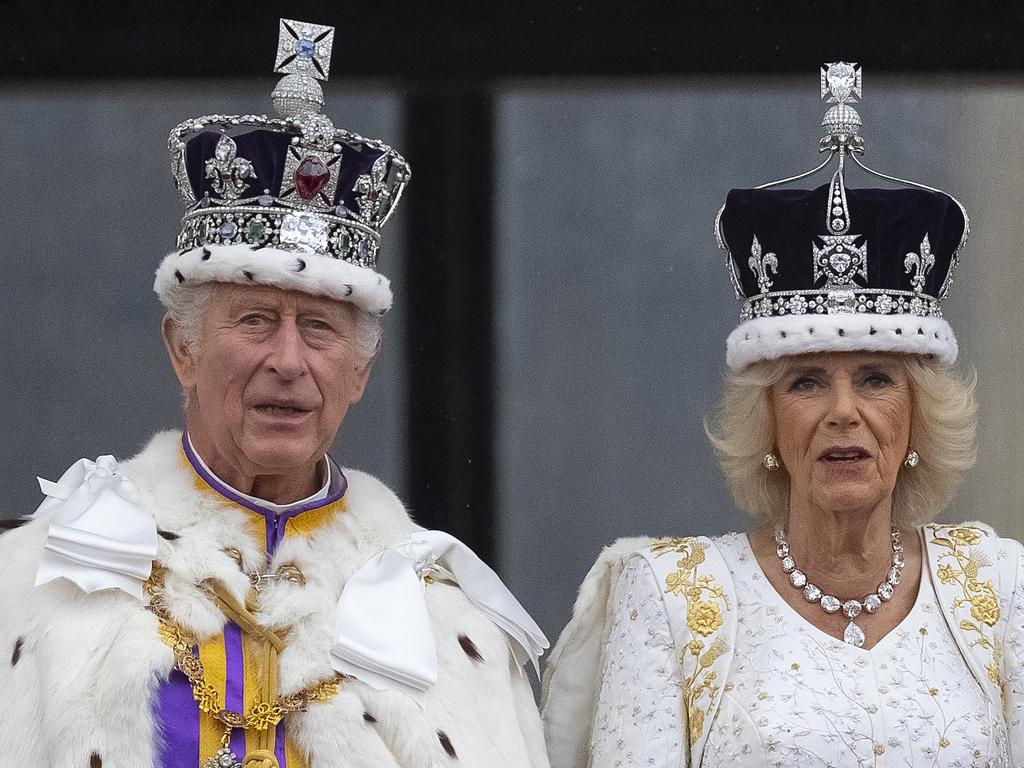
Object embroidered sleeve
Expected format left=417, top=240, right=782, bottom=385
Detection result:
left=1000, top=536, right=1024, bottom=761
left=591, top=556, right=687, bottom=768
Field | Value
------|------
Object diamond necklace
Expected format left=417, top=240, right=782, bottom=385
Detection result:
left=773, top=527, right=905, bottom=647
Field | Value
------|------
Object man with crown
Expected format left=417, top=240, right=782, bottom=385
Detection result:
left=0, top=20, right=549, bottom=768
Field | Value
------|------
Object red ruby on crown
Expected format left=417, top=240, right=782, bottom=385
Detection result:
left=294, top=155, right=330, bottom=200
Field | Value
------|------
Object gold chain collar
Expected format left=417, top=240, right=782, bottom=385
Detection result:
left=154, top=616, right=341, bottom=732
left=145, top=563, right=342, bottom=766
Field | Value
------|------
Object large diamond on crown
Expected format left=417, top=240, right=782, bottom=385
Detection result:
left=827, top=64, right=856, bottom=97
left=279, top=212, right=329, bottom=253
left=827, top=289, right=858, bottom=314
left=824, top=62, right=860, bottom=104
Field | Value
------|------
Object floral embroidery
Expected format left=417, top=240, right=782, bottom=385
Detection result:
left=973, top=594, right=1001, bottom=626
left=651, top=537, right=731, bottom=744
left=590, top=531, right=1017, bottom=767
left=951, top=527, right=983, bottom=546
left=698, top=532, right=1007, bottom=767
left=687, top=600, right=724, bottom=636
left=688, top=707, right=705, bottom=744
left=928, top=524, right=1002, bottom=692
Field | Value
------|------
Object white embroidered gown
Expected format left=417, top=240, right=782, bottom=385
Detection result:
left=591, top=532, right=1024, bottom=768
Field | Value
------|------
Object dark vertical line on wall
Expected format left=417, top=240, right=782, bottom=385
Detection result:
left=403, top=90, right=496, bottom=563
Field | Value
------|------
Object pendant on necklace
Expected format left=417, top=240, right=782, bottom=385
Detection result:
left=202, top=746, right=242, bottom=768
left=844, top=620, right=866, bottom=647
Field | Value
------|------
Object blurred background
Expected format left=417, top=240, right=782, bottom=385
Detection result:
left=2, top=1, right=1023, bottom=644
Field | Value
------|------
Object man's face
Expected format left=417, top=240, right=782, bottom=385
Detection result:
left=165, top=283, right=373, bottom=484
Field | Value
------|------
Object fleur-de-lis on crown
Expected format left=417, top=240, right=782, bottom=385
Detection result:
left=205, top=135, right=257, bottom=202
left=748, top=235, right=778, bottom=294
left=355, top=154, right=395, bottom=225
left=904, top=235, right=935, bottom=294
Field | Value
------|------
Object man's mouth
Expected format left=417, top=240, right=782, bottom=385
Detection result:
left=254, top=403, right=312, bottom=417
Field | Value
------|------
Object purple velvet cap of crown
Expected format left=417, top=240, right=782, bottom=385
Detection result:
left=720, top=184, right=966, bottom=302
left=184, top=128, right=389, bottom=210
left=719, top=183, right=968, bottom=370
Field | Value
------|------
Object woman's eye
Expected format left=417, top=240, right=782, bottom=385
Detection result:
left=789, top=376, right=820, bottom=392
left=864, top=372, right=893, bottom=387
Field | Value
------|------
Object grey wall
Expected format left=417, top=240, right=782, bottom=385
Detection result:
left=0, top=80, right=407, bottom=516
left=3, top=75, right=1023, bottom=650
left=494, top=76, right=1024, bottom=642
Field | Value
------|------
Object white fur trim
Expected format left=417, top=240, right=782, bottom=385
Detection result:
left=0, top=431, right=548, bottom=767
left=726, top=313, right=958, bottom=370
left=155, top=244, right=393, bottom=314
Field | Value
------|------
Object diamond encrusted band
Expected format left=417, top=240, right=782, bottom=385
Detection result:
left=741, top=288, right=941, bottom=322
left=774, top=527, right=905, bottom=647
left=177, top=205, right=381, bottom=268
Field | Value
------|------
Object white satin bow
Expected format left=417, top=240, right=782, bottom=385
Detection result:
left=329, top=530, right=549, bottom=702
left=34, top=456, right=158, bottom=600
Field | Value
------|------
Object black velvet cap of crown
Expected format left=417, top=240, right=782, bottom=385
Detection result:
left=183, top=129, right=388, bottom=210
left=719, top=184, right=966, bottom=300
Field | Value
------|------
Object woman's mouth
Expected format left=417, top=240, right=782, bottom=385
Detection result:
left=819, top=447, right=870, bottom=462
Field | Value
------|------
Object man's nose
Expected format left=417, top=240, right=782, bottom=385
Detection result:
left=268, top=320, right=306, bottom=379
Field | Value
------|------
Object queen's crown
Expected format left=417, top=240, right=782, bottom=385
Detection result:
left=715, top=62, right=969, bottom=324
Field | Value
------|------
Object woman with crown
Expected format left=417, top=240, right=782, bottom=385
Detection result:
left=543, top=63, right=1024, bottom=768
left=0, top=19, right=548, bottom=768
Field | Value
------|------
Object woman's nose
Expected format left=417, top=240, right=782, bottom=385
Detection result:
left=825, top=379, right=860, bottom=429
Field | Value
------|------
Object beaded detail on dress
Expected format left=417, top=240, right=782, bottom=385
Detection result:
left=703, top=532, right=1004, bottom=767
left=591, top=556, right=684, bottom=768
left=589, top=531, right=1024, bottom=767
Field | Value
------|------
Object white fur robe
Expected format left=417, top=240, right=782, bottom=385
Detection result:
left=0, top=431, right=549, bottom=768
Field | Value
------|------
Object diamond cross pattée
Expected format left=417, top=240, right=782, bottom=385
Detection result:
left=274, top=18, right=335, bottom=81
left=821, top=62, right=862, bottom=104
left=813, top=234, right=868, bottom=289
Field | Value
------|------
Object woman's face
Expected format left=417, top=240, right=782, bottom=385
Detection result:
left=769, top=351, right=912, bottom=518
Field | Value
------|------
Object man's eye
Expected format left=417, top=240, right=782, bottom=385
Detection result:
left=240, top=314, right=269, bottom=325
left=307, top=319, right=333, bottom=331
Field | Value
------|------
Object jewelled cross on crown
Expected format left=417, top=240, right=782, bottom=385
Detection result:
left=814, top=62, right=869, bottom=307
left=270, top=18, right=344, bottom=218
left=821, top=61, right=862, bottom=105
left=274, top=19, right=335, bottom=80
left=271, top=19, right=336, bottom=123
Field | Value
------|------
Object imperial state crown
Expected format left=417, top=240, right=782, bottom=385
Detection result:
left=155, top=19, right=410, bottom=315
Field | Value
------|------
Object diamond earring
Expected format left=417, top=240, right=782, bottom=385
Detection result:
left=904, top=449, right=920, bottom=468
left=763, top=453, right=781, bottom=471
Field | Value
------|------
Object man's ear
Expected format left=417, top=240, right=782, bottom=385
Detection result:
left=348, top=351, right=377, bottom=406
left=161, top=313, right=198, bottom=390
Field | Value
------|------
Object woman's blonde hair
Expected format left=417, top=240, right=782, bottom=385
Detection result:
left=705, top=354, right=977, bottom=527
